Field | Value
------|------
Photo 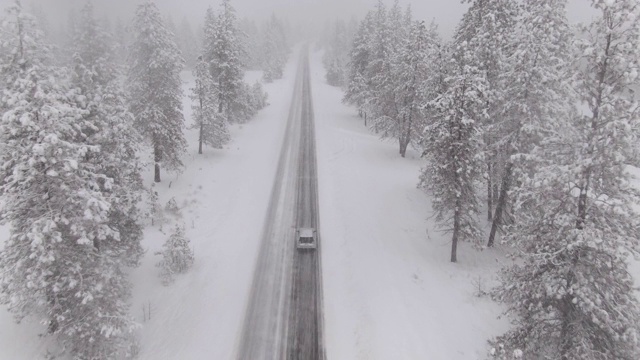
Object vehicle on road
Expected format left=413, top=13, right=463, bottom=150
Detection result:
left=296, top=228, right=317, bottom=250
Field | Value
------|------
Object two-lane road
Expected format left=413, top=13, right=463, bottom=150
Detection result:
left=237, top=47, right=325, bottom=360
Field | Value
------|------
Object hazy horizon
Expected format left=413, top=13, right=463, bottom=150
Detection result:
left=0, top=0, right=597, bottom=39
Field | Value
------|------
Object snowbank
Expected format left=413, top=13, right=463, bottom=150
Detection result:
left=129, top=58, right=299, bottom=359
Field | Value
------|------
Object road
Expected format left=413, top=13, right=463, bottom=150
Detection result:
left=237, top=47, right=325, bottom=360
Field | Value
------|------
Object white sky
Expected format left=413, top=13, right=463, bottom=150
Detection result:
left=0, top=0, right=597, bottom=38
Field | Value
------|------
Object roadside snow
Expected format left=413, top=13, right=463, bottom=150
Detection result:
left=130, top=59, right=299, bottom=359
left=0, top=54, right=298, bottom=359
left=310, top=49, right=509, bottom=360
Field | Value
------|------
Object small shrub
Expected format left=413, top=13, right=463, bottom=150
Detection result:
left=325, top=60, right=344, bottom=87
left=145, top=185, right=165, bottom=227
left=489, top=343, right=523, bottom=359
left=251, top=81, right=268, bottom=110
left=164, top=197, right=181, bottom=217
left=471, top=275, right=488, bottom=297
left=155, top=225, right=194, bottom=285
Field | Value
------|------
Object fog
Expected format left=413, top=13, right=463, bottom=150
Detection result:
left=0, top=0, right=596, bottom=39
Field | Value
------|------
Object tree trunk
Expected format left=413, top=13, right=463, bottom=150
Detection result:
left=47, top=299, right=58, bottom=334
left=487, top=162, right=513, bottom=247
left=559, top=271, right=575, bottom=360
left=487, top=162, right=493, bottom=221
left=198, top=123, right=203, bottom=155
left=399, top=137, right=409, bottom=158
left=576, top=171, right=591, bottom=230
left=46, top=273, right=59, bottom=334
left=559, top=297, right=573, bottom=360
left=493, top=182, right=499, bottom=212
left=451, top=200, right=461, bottom=263
left=154, top=145, right=162, bottom=183
left=154, top=163, right=161, bottom=183
left=364, top=111, right=367, bottom=126
left=576, top=189, right=588, bottom=230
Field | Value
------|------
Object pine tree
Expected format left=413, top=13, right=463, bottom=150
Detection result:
left=367, top=1, right=420, bottom=157
left=127, top=0, right=186, bottom=183
left=191, top=55, right=230, bottom=154
left=178, top=17, right=199, bottom=69
left=113, top=17, right=128, bottom=67
left=250, top=81, right=268, bottom=110
left=261, top=15, right=288, bottom=83
left=454, top=0, right=519, bottom=225
left=239, top=18, right=261, bottom=70
left=486, top=0, right=574, bottom=247
left=0, top=2, right=139, bottom=358
left=71, top=0, right=145, bottom=267
left=381, top=20, right=439, bottom=157
left=156, top=225, right=194, bottom=286
left=491, top=1, right=640, bottom=358
left=323, top=19, right=350, bottom=87
left=365, top=0, right=395, bottom=124
left=344, top=11, right=375, bottom=123
left=209, top=0, right=246, bottom=123
left=202, top=7, right=217, bottom=66
left=419, top=44, right=486, bottom=262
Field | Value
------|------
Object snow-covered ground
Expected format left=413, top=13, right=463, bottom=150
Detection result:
left=0, top=54, right=299, bottom=359
left=128, top=60, right=299, bottom=358
left=3, top=47, right=640, bottom=360
left=308, top=50, right=509, bottom=359
left=0, top=47, right=513, bottom=360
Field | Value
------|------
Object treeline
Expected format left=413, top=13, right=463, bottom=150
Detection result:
left=318, top=18, right=358, bottom=87
left=241, top=15, right=290, bottom=82
left=329, top=0, right=640, bottom=358
left=0, top=0, right=283, bottom=358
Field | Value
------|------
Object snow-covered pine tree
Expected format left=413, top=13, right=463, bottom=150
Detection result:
left=156, top=224, right=194, bottom=285
left=164, top=15, right=178, bottom=42
left=113, top=17, right=129, bottom=68
left=251, top=81, right=268, bottom=110
left=486, top=0, right=575, bottom=247
left=0, top=2, right=138, bottom=358
left=239, top=18, right=261, bottom=70
left=381, top=20, right=439, bottom=157
left=368, top=0, right=420, bottom=156
left=419, top=43, right=486, bottom=263
left=71, top=0, right=145, bottom=267
left=363, top=0, right=393, bottom=124
left=235, top=82, right=261, bottom=120
left=178, top=17, right=199, bottom=69
left=191, top=55, right=230, bottom=154
left=453, top=0, right=519, bottom=225
left=209, top=0, right=246, bottom=123
left=491, top=1, right=640, bottom=358
left=127, top=0, right=186, bottom=183
left=322, top=19, right=351, bottom=87
left=202, top=7, right=217, bottom=66
left=261, top=15, right=288, bottom=83
left=343, top=10, right=375, bottom=123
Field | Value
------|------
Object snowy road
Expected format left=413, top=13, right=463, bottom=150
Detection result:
left=237, top=47, right=325, bottom=360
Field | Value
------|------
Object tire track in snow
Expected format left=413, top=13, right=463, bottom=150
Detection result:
left=237, top=46, right=325, bottom=360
